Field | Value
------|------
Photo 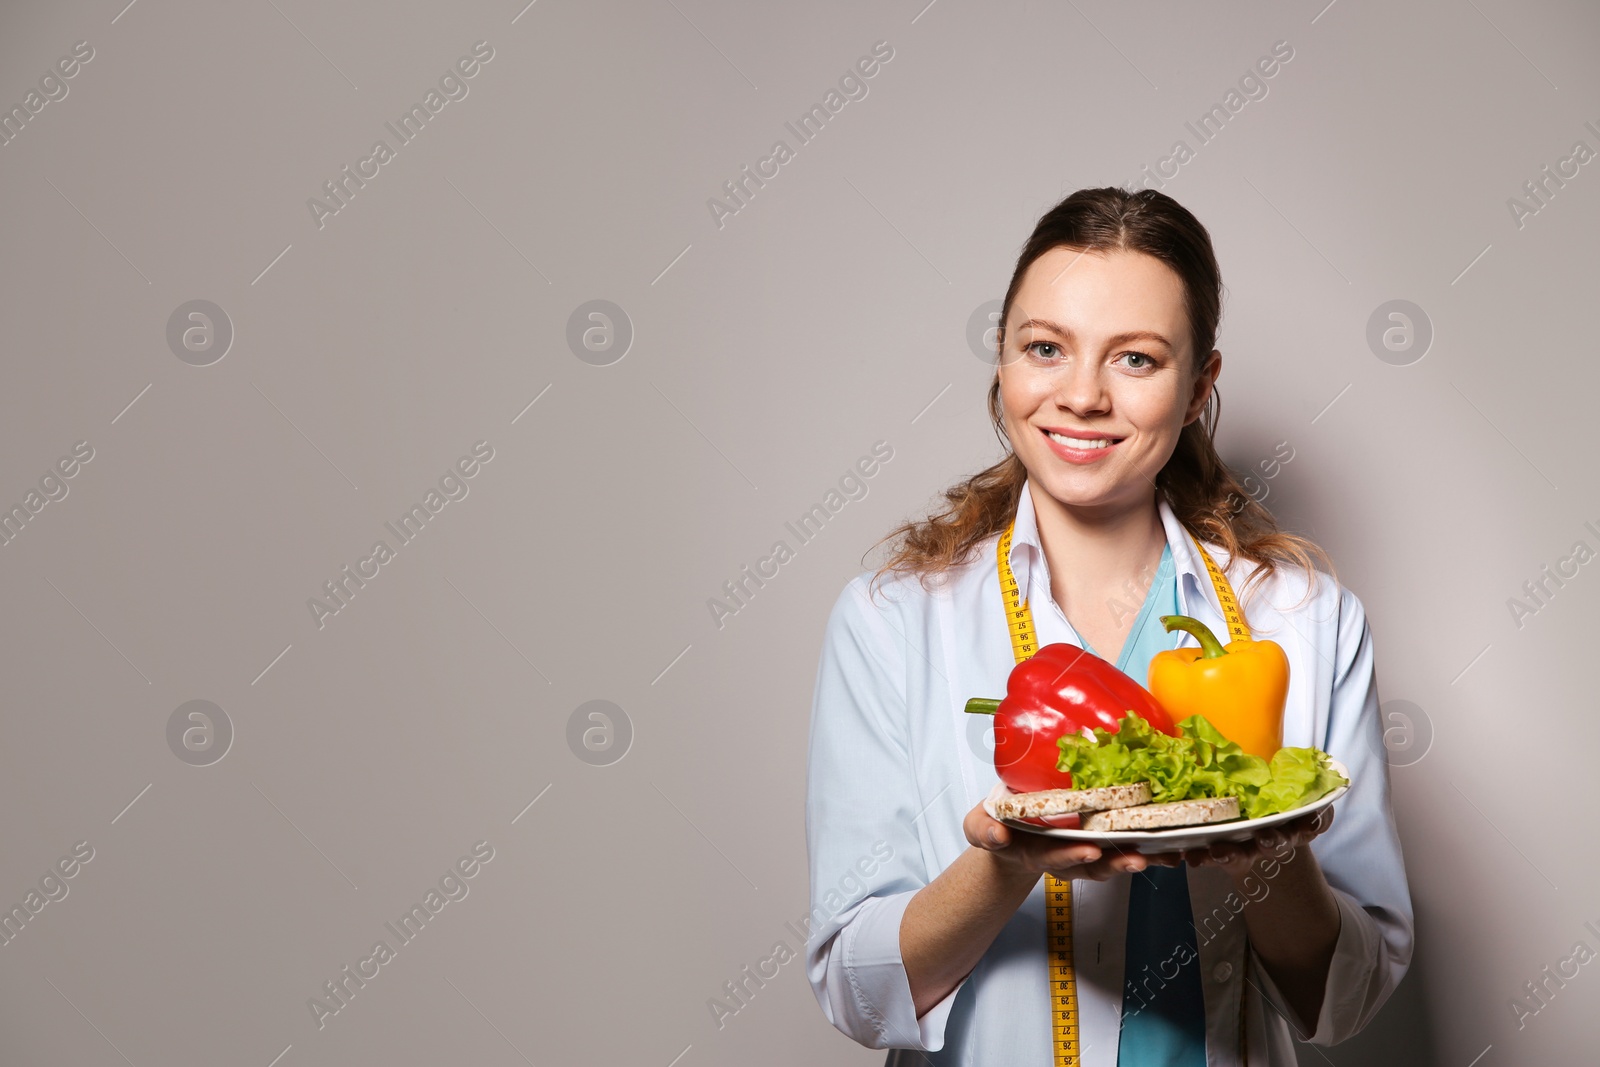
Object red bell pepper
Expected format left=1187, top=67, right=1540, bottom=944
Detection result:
left=965, top=642, right=1177, bottom=793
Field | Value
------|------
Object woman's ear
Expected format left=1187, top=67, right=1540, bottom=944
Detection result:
left=1185, top=349, right=1221, bottom=424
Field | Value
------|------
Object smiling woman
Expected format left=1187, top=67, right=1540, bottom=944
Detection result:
left=802, top=187, right=1413, bottom=1067
left=876, top=192, right=1333, bottom=613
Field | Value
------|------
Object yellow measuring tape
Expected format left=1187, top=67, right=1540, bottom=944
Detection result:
left=996, top=519, right=1250, bottom=1066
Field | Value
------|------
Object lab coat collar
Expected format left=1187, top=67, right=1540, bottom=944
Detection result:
left=1005, top=477, right=1232, bottom=646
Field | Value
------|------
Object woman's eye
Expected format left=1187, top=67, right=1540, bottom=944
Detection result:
left=1026, top=341, right=1059, bottom=359
left=1122, top=351, right=1155, bottom=370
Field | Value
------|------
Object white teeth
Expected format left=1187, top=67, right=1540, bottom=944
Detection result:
left=1047, top=431, right=1117, bottom=449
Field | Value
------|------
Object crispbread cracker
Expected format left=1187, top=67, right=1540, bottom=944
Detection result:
left=993, top=782, right=1152, bottom=820
left=1080, top=796, right=1240, bottom=831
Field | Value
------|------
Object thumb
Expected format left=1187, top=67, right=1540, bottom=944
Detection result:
left=966, top=806, right=1009, bottom=849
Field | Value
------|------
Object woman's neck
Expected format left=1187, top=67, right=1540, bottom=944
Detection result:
left=1029, top=481, right=1167, bottom=606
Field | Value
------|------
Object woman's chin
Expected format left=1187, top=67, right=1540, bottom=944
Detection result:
left=1032, top=476, right=1154, bottom=516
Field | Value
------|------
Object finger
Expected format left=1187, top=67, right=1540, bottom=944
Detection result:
left=1277, top=816, right=1320, bottom=848
left=1113, top=852, right=1149, bottom=873
left=1280, top=814, right=1315, bottom=837
left=1254, top=830, right=1286, bottom=853
left=1285, top=807, right=1332, bottom=841
left=1078, top=847, right=1148, bottom=875
left=1032, top=846, right=1105, bottom=880
left=1082, top=862, right=1124, bottom=882
left=965, top=806, right=1013, bottom=851
left=969, top=824, right=1012, bottom=852
left=1050, top=856, right=1127, bottom=882
left=1038, top=842, right=1102, bottom=868
left=1205, top=842, right=1248, bottom=867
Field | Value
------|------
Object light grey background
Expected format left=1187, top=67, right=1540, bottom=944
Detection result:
left=0, top=1, right=1595, bottom=1064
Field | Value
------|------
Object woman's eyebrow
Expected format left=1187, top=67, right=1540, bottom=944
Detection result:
left=1015, top=318, right=1174, bottom=350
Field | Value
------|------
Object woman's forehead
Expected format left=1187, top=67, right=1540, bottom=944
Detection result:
left=1019, top=245, right=1185, bottom=294
left=1010, top=249, right=1190, bottom=346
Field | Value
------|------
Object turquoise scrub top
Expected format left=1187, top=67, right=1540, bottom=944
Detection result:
left=1076, top=543, right=1207, bottom=1067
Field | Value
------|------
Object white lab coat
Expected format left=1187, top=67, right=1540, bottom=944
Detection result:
left=803, top=479, right=1414, bottom=1065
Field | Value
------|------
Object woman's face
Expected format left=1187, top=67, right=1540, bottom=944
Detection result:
left=996, top=245, right=1220, bottom=517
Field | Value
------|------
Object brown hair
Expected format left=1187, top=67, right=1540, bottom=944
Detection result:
left=867, top=186, right=1336, bottom=610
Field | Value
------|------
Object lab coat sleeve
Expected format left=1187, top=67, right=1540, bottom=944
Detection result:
left=803, top=574, right=967, bottom=1051
left=1250, top=581, right=1415, bottom=1045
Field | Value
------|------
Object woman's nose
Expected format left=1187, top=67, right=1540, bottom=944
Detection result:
left=1053, top=361, right=1110, bottom=415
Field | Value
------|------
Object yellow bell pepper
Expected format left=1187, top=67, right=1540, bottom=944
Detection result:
left=1147, top=614, right=1289, bottom=760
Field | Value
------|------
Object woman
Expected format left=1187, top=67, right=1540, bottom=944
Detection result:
left=803, top=187, right=1412, bottom=1065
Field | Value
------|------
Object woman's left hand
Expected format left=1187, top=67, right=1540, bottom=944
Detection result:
left=1137, top=806, right=1335, bottom=873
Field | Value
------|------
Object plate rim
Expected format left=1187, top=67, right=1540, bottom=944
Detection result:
left=982, top=757, right=1351, bottom=845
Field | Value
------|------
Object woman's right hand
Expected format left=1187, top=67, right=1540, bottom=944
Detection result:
left=901, top=799, right=1173, bottom=1018
left=963, top=800, right=1171, bottom=881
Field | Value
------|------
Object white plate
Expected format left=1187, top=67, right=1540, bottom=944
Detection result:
left=981, top=759, right=1350, bottom=855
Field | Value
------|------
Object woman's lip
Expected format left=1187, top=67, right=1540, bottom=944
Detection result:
left=1040, top=427, right=1123, bottom=464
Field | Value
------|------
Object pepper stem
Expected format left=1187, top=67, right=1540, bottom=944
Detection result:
left=964, top=698, right=1001, bottom=715
left=1160, top=614, right=1228, bottom=658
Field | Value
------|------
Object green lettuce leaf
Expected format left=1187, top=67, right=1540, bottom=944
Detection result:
left=1056, top=713, right=1347, bottom=818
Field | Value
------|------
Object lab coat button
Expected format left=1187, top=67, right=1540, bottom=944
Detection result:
left=1213, top=962, right=1233, bottom=983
